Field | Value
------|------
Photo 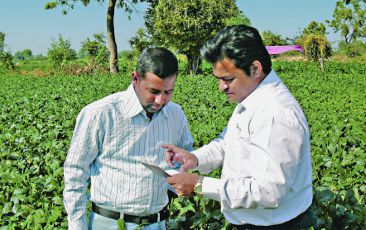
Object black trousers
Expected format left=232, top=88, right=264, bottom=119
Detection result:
left=228, top=208, right=318, bottom=230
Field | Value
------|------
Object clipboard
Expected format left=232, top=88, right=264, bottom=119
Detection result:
left=141, top=162, right=180, bottom=178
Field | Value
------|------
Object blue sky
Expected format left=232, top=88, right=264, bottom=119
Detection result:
left=0, top=0, right=339, bottom=55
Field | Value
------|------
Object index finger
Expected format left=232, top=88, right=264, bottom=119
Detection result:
left=160, top=144, right=180, bottom=152
left=161, top=144, right=177, bottom=167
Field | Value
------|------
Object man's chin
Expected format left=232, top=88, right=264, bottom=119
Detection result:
left=226, top=96, right=237, bottom=103
left=148, top=106, right=163, bottom=113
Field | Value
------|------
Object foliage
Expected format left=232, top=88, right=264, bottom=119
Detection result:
left=224, top=12, right=251, bottom=26
left=128, top=28, right=152, bottom=56
left=44, top=0, right=152, bottom=15
left=47, top=34, right=77, bottom=68
left=337, top=40, right=366, bottom=57
left=1, top=61, right=366, bottom=229
left=302, top=21, right=327, bottom=36
left=0, top=32, right=15, bottom=70
left=118, top=50, right=133, bottom=59
left=14, top=49, right=33, bottom=61
left=0, top=51, right=15, bottom=70
left=44, top=0, right=156, bottom=74
left=79, top=33, right=109, bottom=64
left=0, top=31, right=5, bottom=52
left=261, top=30, right=287, bottom=46
left=151, top=0, right=239, bottom=75
left=0, top=74, right=128, bottom=229
left=326, top=0, right=366, bottom=44
left=275, top=61, right=366, bottom=229
left=300, top=34, right=332, bottom=70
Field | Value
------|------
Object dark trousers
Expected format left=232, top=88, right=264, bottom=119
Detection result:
left=228, top=208, right=318, bottom=230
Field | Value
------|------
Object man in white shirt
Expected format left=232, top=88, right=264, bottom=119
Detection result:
left=162, top=25, right=317, bottom=229
left=63, top=47, right=193, bottom=230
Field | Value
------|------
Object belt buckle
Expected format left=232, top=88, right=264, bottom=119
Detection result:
left=140, top=217, right=150, bottom=225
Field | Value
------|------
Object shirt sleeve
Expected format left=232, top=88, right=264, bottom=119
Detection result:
left=63, top=108, right=105, bottom=230
left=200, top=109, right=308, bottom=210
left=193, top=128, right=227, bottom=174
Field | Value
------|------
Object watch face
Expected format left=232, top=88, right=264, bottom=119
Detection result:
left=194, top=177, right=203, bottom=195
left=195, top=184, right=202, bottom=195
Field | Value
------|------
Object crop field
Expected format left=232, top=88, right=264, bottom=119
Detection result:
left=0, top=61, right=365, bottom=229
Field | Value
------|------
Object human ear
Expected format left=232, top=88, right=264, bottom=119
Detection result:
left=132, top=71, right=139, bottom=85
left=250, top=61, right=262, bottom=78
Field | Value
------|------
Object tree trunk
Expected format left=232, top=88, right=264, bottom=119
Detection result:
left=186, top=53, right=202, bottom=75
left=319, top=57, right=324, bottom=72
left=107, top=0, right=118, bottom=74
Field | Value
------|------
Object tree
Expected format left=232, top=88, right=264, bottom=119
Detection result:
left=0, top=32, right=5, bottom=52
left=302, top=21, right=327, bottom=36
left=326, top=0, right=366, bottom=44
left=344, top=0, right=366, bottom=4
left=129, top=28, right=152, bottom=55
left=47, top=34, right=77, bottom=67
left=0, top=31, right=15, bottom=69
left=80, top=33, right=109, bottom=64
left=261, top=31, right=287, bottom=46
left=151, top=0, right=239, bottom=75
left=338, top=39, right=366, bottom=57
left=14, top=49, right=33, bottom=61
left=45, top=0, right=154, bottom=74
left=301, top=34, right=331, bottom=71
left=225, top=12, right=251, bottom=26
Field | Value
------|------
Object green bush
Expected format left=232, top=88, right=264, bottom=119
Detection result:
left=0, top=51, right=15, bottom=70
left=47, top=34, right=77, bottom=68
left=337, top=40, right=366, bottom=58
left=79, top=33, right=109, bottom=64
left=0, top=31, right=15, bottom=70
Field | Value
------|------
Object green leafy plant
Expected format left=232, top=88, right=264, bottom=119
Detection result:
left=300, top=34, right=332, bottom=71
left=47, top=34, right=77, bottom=68
left=0, top=61, right=365, bottom=229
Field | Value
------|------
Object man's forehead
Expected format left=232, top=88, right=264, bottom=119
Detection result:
left=213, top=58, right=237, bottom=77
left=143, top=71, right=177, bottom=80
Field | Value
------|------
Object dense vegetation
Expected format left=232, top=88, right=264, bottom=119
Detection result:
left=0, top=61, right=365, bottom=229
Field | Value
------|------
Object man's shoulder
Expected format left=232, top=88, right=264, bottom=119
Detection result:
left=165, top=101, right=185, bottom=114
left=81, top=92, right=124, bottom=114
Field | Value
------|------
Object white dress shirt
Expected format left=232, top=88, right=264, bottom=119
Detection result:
left=63, top=84, right=194, bottom=230
left=194, top=70, right=313, bottom=226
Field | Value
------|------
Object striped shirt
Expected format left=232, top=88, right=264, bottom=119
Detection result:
left=63, top=84, right=194, bottom=229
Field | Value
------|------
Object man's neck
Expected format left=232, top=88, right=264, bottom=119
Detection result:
left=147, top=112, right=153, bottom=120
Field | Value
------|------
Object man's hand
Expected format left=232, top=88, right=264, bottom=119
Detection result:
left=167, top=172, right=200, bottom=197
left=161, top=144, right=198, bottom=171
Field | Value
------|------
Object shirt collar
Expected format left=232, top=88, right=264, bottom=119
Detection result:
left=124, top=84, right=168, bottom=119
left=239, top=70, right=281, bottom=111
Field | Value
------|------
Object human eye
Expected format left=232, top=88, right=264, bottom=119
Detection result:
left=223, top=77, right=234, bottom=83
left=165, top=90, right=174, bottom=95
left=150, top=89, right=160, bottom=95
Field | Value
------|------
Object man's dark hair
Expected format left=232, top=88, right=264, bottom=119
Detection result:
left=137, top=47, right=178, bottom=79
left=201, top=25, right=271, bottom=75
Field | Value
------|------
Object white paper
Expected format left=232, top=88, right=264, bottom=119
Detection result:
left=140, top=162, right=180, bottom=178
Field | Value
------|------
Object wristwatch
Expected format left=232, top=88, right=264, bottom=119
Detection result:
left=194, top=176, right=204, bottom=195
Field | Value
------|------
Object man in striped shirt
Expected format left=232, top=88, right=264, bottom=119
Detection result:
left=63, top=47, right=194, bottom=230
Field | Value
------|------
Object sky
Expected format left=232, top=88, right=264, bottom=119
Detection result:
left=0, top=0, right=339, bottom=55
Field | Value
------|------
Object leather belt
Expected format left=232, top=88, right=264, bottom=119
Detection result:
left=228, top=208, right=318, bottom=230
left=92, top=202, right=169, bottom=225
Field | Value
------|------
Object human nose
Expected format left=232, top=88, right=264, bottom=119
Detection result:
left=219, top=79, right=229, bottom=92
left=155, top=94, right=166, bottom=105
